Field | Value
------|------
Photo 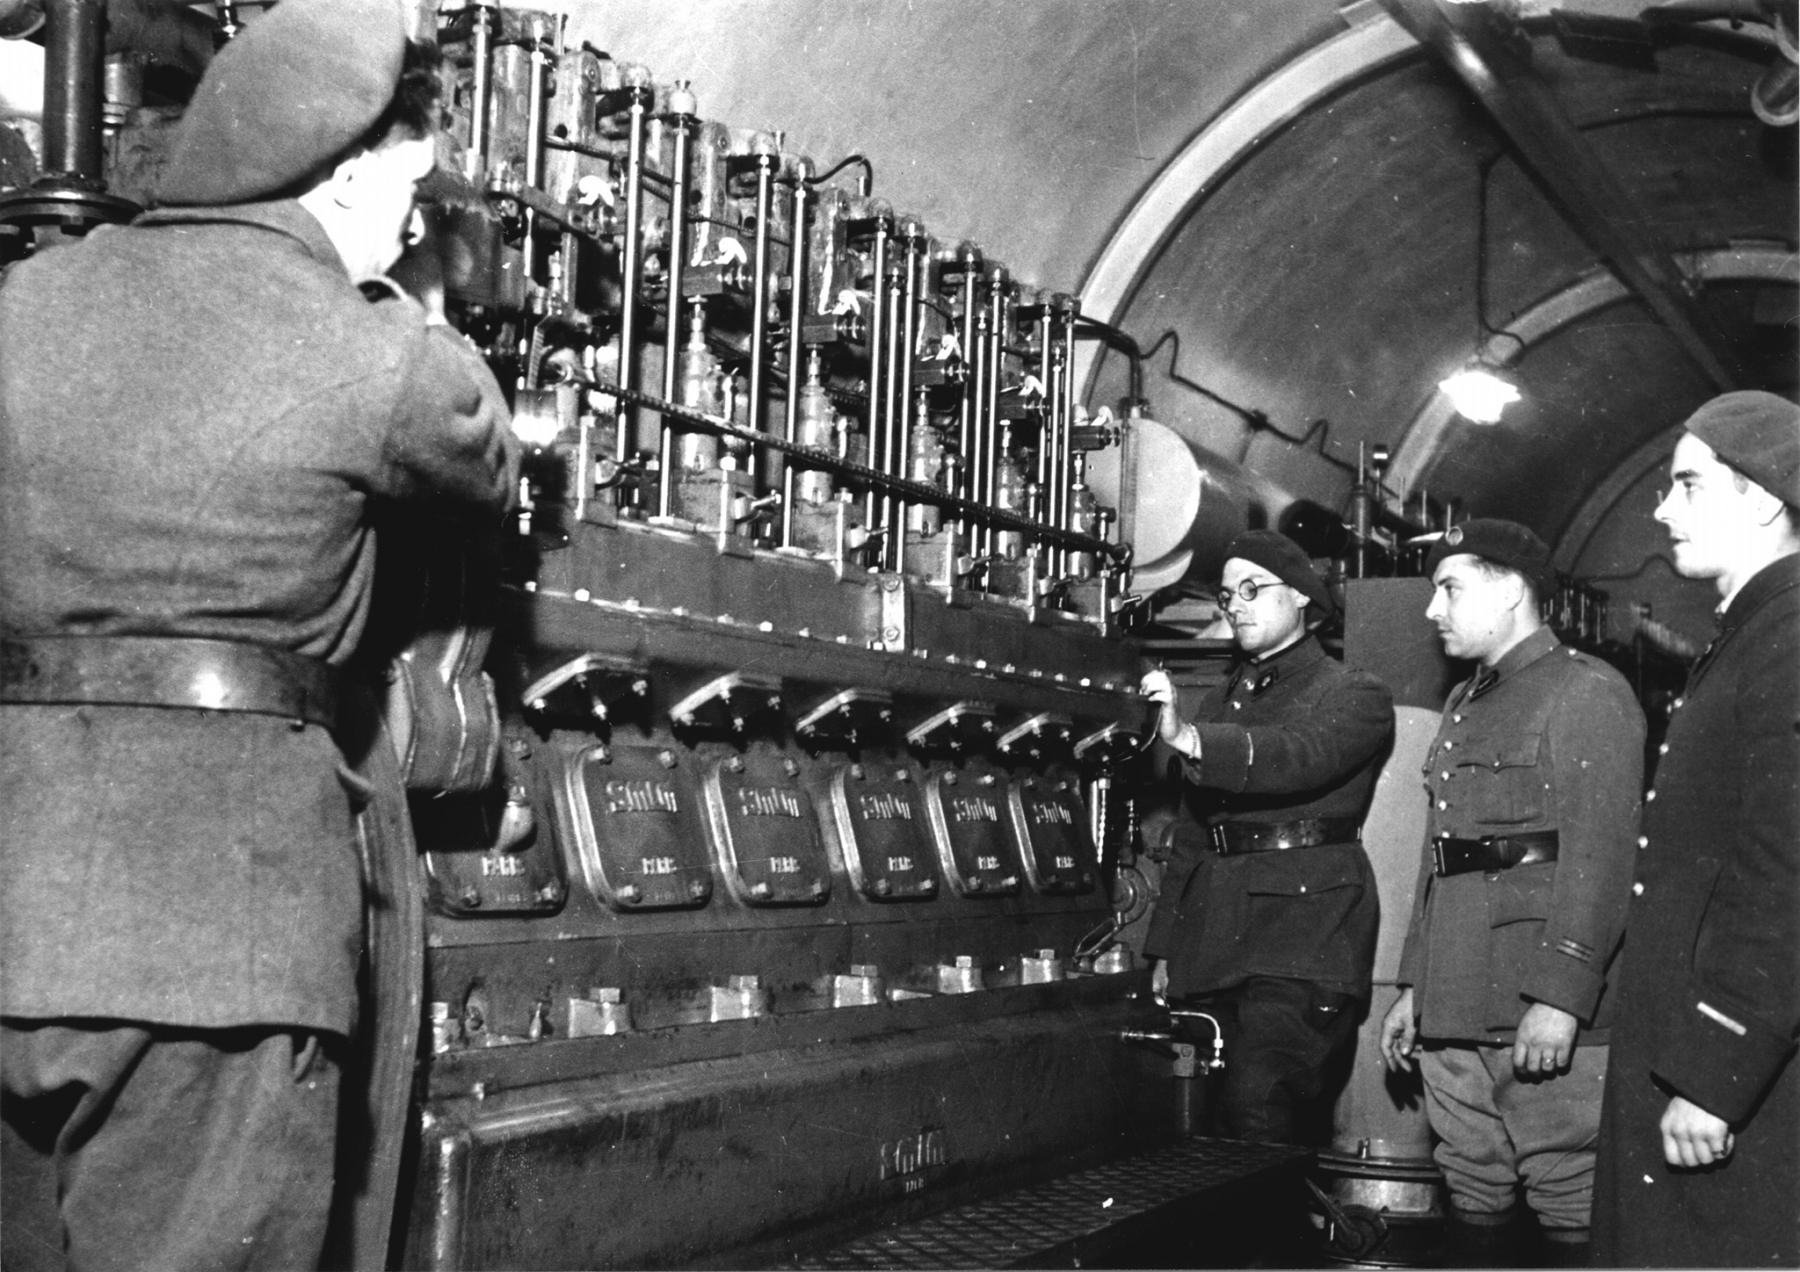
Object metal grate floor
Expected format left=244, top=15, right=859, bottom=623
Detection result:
left=788, top=1136, right=1308, bottom=1270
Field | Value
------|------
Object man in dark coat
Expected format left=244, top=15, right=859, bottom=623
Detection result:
left=1592, top=391, right=1800, bottom=1269
left=0, top=0, right=520, bottom=1266
left=1379, top=519, right=1644, bottom=1266
left=1141, top=529, right=1395, bottom=1145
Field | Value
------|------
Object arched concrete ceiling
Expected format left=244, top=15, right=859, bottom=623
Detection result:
left=1084, top=19, right=1796, bottom=538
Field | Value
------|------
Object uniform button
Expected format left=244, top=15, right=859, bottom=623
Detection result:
left=1437, top=800, right=1448, bottom=810
left=1672, top=697, right=1684, bottom=709
left=1452, top=713, right=1464, bottom=724
left=1443, top=740, right=1455, bottom=750
left=1633, top=882, right=1645, bottom=897
left=1637, top=835, right=1649, bottom=849
left=1232, top=701, right=1243, bottom=711
left=1646, top=790, right=1656, bottom=802
left=1440, top=771, right=1450, bottom=780
left=1658, top=743, right=1669, bottom=755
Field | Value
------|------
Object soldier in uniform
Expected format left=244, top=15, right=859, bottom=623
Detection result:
left=1378, top=519, right=1644, bottom=1266
left=0, top=0, right=520, bottom=1266
left=1141, top=529, right=1395, bottom=1145
left=1593, top=391, right=1800, bottom=1269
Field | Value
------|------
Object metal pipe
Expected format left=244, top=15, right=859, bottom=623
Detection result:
left=655, top=90, right=695, bottom=518
left=614, top=67, right=653, bottom=468
left=882, top=229, right=919, bottom=571
left=521, top=39, right=550, bottom=285
left=898, top=238, right=930, bottom=553
left=779, top=158, right=814, bottom=550
left=746, top=137, right=778, bottom=505
left=1055, top=293, right=1080, bottom=575
left=42, top=0, right=105, bottom=184
left=969, top=302, right=991, bottom=560
left=589, top=380, right=1128, bottom=559
left=980, top=264, right=1009, bottom=560
left=465, top=2, right=494, bottom=183
left=877, top=261, right=904, bottom=564
left=858, top=212, right=892, bottom=544
left=954, top=245, right=982, bottom=559
left=1033, top=303, right=1055, bottom=572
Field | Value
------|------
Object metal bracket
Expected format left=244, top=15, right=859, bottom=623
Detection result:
left=996, top=711, right=1075, bottom=763
left=668, top=670, right=784, bottom=736
left=794, top=687, right=895, bottom=751
left=874, top=571, right=910, bottom=651
left=905, top=700, right=998, bottom=756
left=520, top=653, right=649, bottom=729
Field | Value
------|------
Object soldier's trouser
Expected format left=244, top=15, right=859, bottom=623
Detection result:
left=1420, top=1041, right=1607, bottom=1234
left=1182, top=975, right=1362, bottom=1146
left=1, top=1019, right=340, bottom=1272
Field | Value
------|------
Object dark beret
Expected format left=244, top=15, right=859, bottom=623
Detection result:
left=1224, top=528, right=1334, bottom=617
left=1683, top=390, right=1800, bottom=510
left=157, top=0, right=406, bottom=206
left=1425, top=518, right=1558, bottom=598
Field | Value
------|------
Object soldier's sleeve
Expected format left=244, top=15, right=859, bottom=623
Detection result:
left=1394, top=827, right=1436, bottom=993
left=1522, top=661, right=1644, bottom=1022
left=1651, top=622, right=1800, bottom=1123
left=1185, top=668, right=1394, bottom=795
left=376, top=311, right=521, bottom=510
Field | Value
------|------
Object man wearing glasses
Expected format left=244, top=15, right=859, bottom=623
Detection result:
left=1140, top=529, right=1394, bottom=1146
left=1379, top=519, right=1643, bottom=1267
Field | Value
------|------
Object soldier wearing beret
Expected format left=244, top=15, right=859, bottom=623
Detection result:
left=1378, top=518, right=1644, bottom=1265
left=1140, top=529, right=1395, bottom=1145
left=1592, top=392, right=1800, bottom=1268
left=0, top=0, right=520, bottom=1266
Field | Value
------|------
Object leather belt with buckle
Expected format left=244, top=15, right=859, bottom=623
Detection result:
left=1209, top=816, right=1362, bottom=855
left=1, top=634, right=340, bottom=731
left=1432, top=830, right=1560, bottom=878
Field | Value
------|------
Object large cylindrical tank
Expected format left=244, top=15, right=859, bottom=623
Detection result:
left=1086, top=413, right=1286, bottom=597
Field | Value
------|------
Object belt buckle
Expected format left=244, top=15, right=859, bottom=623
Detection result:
left=1209, top=824, right=1229, bottom=854
left=1431, top=837, right=1447, bottom=876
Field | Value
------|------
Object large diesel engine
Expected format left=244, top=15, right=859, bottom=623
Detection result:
left=379, top=9, right=1173, bottom=1264
left=0, top=0, right=1344, bottom=1264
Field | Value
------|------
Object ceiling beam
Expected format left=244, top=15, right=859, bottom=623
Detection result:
left=1377, top=0, right=1741, bottom=389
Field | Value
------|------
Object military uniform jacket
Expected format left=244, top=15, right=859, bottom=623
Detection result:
left=1594, top=555, right=1800, bottom=1268
left=1396, top=626, right=1644, bottom=1044
left=1143, top=634, right=1394, bottom=1000
left=0, top=200, right=519, bottom=1037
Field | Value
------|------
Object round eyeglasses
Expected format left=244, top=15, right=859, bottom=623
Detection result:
left=1216, top=578, right=1286, bottom=609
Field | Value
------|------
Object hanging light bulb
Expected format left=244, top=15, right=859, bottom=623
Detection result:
left=1439, top=363, right=1520, bottom=424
